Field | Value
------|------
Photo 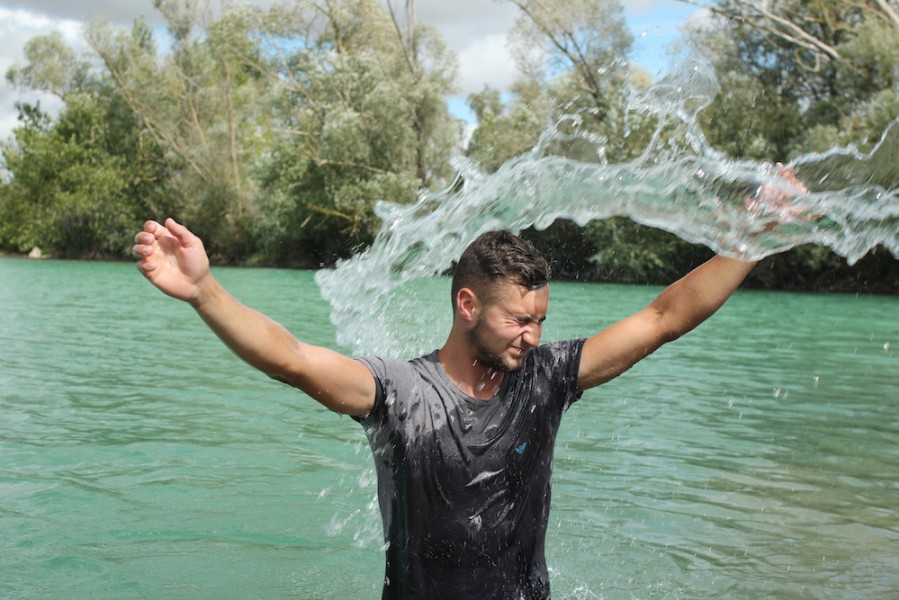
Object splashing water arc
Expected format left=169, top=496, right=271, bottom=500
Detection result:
left=316, top=57, right=899, bottom=358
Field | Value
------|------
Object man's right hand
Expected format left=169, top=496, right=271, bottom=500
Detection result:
left=133, top=218, right=211, bottom=303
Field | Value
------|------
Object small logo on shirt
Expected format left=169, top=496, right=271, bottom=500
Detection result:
left=514, top=442, right=527, bottom=455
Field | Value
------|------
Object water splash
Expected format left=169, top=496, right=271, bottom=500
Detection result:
left=316, top=56, right=898, bottom=358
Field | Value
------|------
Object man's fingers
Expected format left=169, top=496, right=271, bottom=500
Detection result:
left=132, top=243, right=154, bottom=258
left=167, top=219, right=207, bottom=256
left=775, top=163, right=809, bottom=194
left=133, top=220, right=172, bottom=278
left=143, top=219, right=166, bottom=236
left=165, top=217, right=194, bottom=243
left=134, top=230, right=156, bottom=245
left=136, top=259, right=158, bottom=274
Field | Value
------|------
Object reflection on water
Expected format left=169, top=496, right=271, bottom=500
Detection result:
left=1, top=260, right=896, bottom=599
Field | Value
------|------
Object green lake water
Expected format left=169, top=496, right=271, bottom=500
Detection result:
left=1, top=257, right=897, bottom=599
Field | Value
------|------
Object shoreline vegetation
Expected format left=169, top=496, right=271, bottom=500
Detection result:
left=1, top=1, right=896, bottom=294
left=5, top=221, right=896, bottom=295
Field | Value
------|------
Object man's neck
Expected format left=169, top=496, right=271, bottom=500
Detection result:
left=437, top=342, right=504, bottom=400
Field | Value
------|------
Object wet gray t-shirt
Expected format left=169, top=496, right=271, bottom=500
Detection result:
left=356, top=339, right=585, bottom=600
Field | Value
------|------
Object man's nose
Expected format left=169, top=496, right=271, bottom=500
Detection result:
left=522, top=326, right=540, bottom=347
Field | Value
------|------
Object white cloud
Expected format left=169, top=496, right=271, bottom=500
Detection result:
left=625, top=0, right=671, bottom=13
left=0, top=111, right=20, bottom=140
left=0, top=0, right=160, bottom=24
left=456, top=33, right=516, bottom=96
left=410, top=0, right=518, bottom=48
left=0, top=0, right=696, bottom=138
left=0, top=7, right=83, bottom=142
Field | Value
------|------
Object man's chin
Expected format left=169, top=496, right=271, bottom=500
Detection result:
left=474, top=352, right=516, bottom=373
left=502, top=351, right=529, bottom=373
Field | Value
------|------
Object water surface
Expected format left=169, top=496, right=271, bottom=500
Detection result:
left=1, top=258, right=896, bottom=598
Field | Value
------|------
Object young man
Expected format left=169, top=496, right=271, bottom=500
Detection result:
left=133, top=222, right=755, bottom=599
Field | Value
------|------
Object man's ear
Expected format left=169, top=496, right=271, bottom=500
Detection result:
left=456, top=287, right=479, bottom=322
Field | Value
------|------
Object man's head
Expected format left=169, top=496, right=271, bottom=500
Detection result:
left=451, top=231, right=551, bottom=312
left=450, top=231, right=551, bottom=372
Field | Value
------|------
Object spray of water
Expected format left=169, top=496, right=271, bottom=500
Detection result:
left=316, top=56, right=898, bottom=358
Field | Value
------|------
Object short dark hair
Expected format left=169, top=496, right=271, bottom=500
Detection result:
left=451, top=231, right=551, bottom=310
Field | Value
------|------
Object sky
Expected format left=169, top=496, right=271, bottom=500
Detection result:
left=0, top=0, right=700, bottom=140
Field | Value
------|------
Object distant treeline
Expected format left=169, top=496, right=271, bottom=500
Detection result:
left=1, top=1, right=896, bottom=292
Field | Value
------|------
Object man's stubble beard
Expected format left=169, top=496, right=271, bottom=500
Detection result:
left=466, top=318, right=522, bottom=374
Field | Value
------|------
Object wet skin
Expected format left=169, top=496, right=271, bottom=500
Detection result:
left=466, top=284, right=549, bottom=374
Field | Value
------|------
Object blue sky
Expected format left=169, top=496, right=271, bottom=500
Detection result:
left=446, top=0, right=700, bottom=122
left=0, top=0, right=700, bottom=137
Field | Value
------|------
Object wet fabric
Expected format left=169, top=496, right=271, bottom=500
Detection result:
left=356, top=339, right=585, bottom=600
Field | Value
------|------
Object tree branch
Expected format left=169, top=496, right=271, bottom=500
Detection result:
left=873, top=0, right=899, bottom=28
left=674, top=0, right=843, bottom=64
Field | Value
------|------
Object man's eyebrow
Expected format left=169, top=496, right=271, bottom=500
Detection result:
left=511, top=313, right=547, bottom=324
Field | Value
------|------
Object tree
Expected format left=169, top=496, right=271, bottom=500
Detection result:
left=680, top=0, right=898, bottom=291
left=466, top=0, right=697, bottom=278
left=1, top=31, right=168, bottom=257
left=0, top=96, right=154, bottom=257
left=465, top=80, right=550, bottom=173
left=6, top=31, right=86, bottom=97
left=507, top=0, right=633, bottom=116
left=677, top=0, right=899, bottom=70
left=680, top=0, right=899, bottom=158
left=85, top=2, right=274, bottom=261
left=239, top=0, right=460, bottom=264
left=385, top=0, right=460, bottom=183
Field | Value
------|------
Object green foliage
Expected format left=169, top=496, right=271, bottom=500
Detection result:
left=84, top=8, right=273, bottom=262
left=467, top=0, right=690, bottom=278
left=684, top=0, right=899, bottom=161
left=466, top=82, right=549, bottom=173
left=0, top=0, right=892, bottom=293
left=245, top=0, right=458, bottom=264
left=0, top=94, right=153, bottom=257
left=5, top=32, right=86, bottom=97
left=793, top=88, right=899, bottom=155
left=675, top=0, right=899, bottom=290
left=468, top=0, right=661, bottom=175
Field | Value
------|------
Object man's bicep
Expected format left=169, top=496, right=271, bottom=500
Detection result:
left=577, top=307, right=669, bottom=391
left=285, top=344, right=376, bottom=417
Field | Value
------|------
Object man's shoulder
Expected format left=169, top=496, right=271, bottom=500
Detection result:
left=357, top=350, right=439, bottom=378
left=529, top=338, right=586, bottom=365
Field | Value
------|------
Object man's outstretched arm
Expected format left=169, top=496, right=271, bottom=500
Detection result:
left=134, top=218, right=375, bottom=416
left=577, top=255, right=756, bottom=391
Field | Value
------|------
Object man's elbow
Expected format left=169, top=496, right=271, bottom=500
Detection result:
left=646, top=304, right=685, bottom=346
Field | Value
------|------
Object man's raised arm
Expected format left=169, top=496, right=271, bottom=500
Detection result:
left=133, top=218, right=375, bottom=416
left=577, top=255, right=756, bottom=391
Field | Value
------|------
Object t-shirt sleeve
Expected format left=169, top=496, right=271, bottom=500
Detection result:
left=547, top=338, right=586, bottom=409
left=352, top=355, right=387, bottom=424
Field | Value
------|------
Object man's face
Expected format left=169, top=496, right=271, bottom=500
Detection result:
left=466, top=283, right=549, bottom=372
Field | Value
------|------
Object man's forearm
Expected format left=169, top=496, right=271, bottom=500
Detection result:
left=190, top=276, right=301, bottom=381
left=651, top=255, right=756, bottom=340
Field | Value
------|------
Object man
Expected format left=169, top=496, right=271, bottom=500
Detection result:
left=133, top=221, right=755, bottom=599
